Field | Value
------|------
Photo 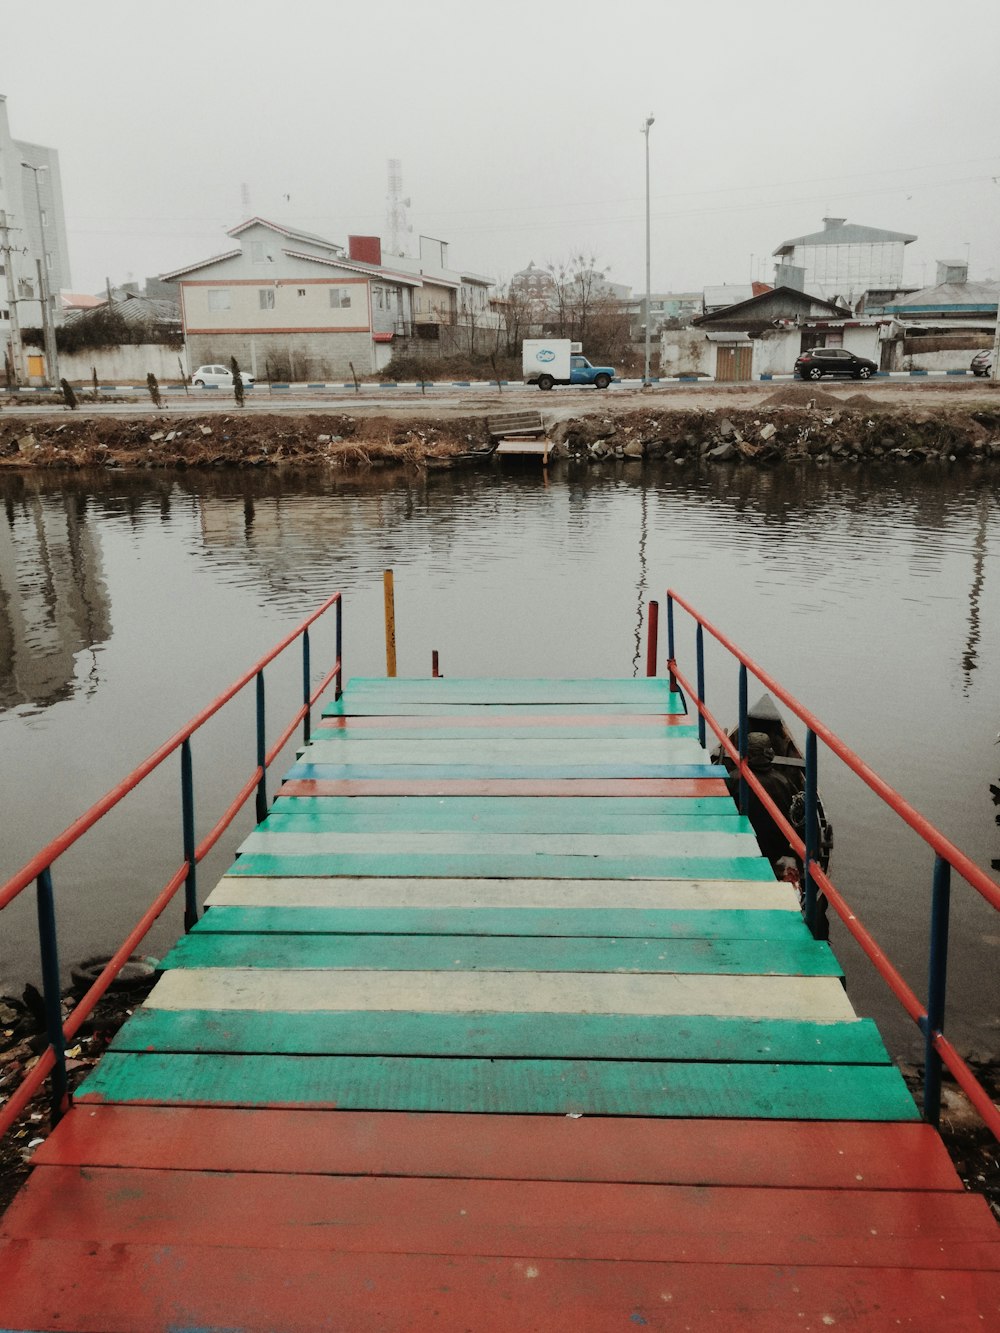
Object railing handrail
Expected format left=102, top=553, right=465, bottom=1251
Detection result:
left=667, top=587, right=1000, bottom=913
left=0, top=593, right=343, bottom=1140
left=665, top=589, right=1000, bottom=1142
left=0, top=593, right=341, bottom=912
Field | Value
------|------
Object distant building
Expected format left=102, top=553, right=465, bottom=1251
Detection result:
left=772, top=217, right=916, bottom=304
left=0, top=93, right=72, bottom=381
left=163, top=219, right=494, bottom=378
left=510, top=261, right=556, bottom=306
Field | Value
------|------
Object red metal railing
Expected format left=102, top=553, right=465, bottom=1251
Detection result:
left=663, top=589, right=1000, bottom=1141
left=0, top=593, right=343, bottom=1140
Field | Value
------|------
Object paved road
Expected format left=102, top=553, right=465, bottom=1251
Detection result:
left=2, top=375, right=997, bottom=420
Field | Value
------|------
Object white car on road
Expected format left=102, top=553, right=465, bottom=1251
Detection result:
left=191, top=364, right=255, bottom=387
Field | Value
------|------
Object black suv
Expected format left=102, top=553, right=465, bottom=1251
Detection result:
left=794, top=348, right=877, bottom=381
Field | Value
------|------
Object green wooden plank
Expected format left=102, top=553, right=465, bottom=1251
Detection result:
left=298, top=739, right=710, bottom=764
left=322, top=700, right=687, bottom=717
left=227, top=853, right=776, bottom=881
left=160, top=932, right=841, bottom=976
left=193, top=906, right=809, bottom=941
left=76, top=1053, right=919, bottom=1120
left=267, top=795, right=739, bottom=829
left=110, top=1008, right=892, bottom=1065
left=313, top=724, right=702, bottom=740
left=342, top=678, right=680, bottom=702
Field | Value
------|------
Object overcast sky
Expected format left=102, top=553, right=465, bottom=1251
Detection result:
left=4, top=0, right=1000, bottom=295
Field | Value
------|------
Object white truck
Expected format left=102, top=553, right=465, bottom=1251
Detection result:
left=522, top=339, right=616, bottom=390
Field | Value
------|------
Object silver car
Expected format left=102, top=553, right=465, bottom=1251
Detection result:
left=191, top=364, right=255, bottom=387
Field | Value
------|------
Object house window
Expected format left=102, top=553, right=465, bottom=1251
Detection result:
left=207, top=289, right=231, bottom=311
left=259, top=289, right=275, bottom=310
left=374, top=288, right=384, bottom=310
left=251, top=242, right=266, bottom=263
left=329, top=287, right=351, bottom=308
left=45, top=253, right=52, bottom=272
left=297, top=288, right=306, bottom=297
left=40, top=209, right=48, bottom=228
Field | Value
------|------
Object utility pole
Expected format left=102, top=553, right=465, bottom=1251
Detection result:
left=21, top=160, right=59, bottom=387
left=0, top=210, right=24, bottom=388
left=642, top=114, right=655, bottom=387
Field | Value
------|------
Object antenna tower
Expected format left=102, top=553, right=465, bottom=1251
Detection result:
left=386, top=159, right=411, bottom=256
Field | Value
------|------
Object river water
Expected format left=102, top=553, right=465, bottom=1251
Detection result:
left=2, top=459, right=998, bottom=1063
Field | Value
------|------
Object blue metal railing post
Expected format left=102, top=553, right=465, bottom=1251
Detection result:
left=181, top=739, right=198, bottom=931
left=803, top=728, right=818, bottom=933
left=255, top=669, right=267, bottom=821
left=923, top=855, right=952, bottom=1127
left=335, top=598, right=344, bottom=700
left=302, top=627, right=312, bottom=744
left=35, top=868, right=68, bottom=1125
left=737, top=664, right=749, bottom=814
left=695, top=623, right=706, bottom=749
left=666, top=594, right=676, bottom=692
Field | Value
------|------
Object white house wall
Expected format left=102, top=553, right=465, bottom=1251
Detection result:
left=182, top=277, right=371, bottom=336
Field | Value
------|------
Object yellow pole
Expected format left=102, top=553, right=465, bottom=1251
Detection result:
left=383, top=569, right=397, bottom=677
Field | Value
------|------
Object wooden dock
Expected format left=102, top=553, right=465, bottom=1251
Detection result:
left=1, top=677, right=998, bottom=1329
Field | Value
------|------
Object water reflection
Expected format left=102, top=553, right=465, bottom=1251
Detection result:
left=0, top=460, right=998, bottom=1059
left=0, top=480, right=111, bottom=713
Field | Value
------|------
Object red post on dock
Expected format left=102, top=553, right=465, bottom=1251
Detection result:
left=646, top=600, right=659, bottom=678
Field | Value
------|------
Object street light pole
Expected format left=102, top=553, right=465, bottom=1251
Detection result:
left=21, top=160, right=59, bottom=387
left=642, top=114, right=655, bottom=387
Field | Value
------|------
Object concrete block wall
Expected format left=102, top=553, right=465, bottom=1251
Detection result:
left=186, top=331, right=375, bottom=381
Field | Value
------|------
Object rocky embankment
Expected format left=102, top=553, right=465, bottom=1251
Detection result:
left=3, top=387, right=1000, bottom=469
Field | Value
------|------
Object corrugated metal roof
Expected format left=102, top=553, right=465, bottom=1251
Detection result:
left=774, top=222, right=917, bottom=254
left=281, top=248, right=422, bottom=286
left=884, top=280, right=1000, bottom=312
left=227, top=217, right=344, bottom=253
left=159, top=249, right=242, bottom=281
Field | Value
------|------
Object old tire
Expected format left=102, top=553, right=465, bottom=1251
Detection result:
left=538, top=375, right=554, bottom=391
left=593, top=374, right=611, bottom=389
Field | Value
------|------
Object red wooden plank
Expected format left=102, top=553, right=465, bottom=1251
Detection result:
left=278, top=778, right=730, bottom=798
left=1, top=1240, right=999, bottom=1332
left=34, top=1107, right=965, bottom=1193
left=6, top=1168, right=998, bottom=1269
left=318, top=713, right=692, bottom=731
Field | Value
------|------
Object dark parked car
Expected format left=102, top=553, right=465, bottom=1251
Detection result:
left=971, top=350, right=993, bottom=377
left=794, top=348, right=877, bottom=381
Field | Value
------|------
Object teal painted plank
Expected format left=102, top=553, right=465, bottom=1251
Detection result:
left=343, top=678, right=680, bottom=702
left=267, top=795, right=739, bottom=829
left=283, top=764, right=726, bottom=780
left=314, top=724, right=702, bottom=740
left=298, top=739, right=710, bottom=764
left=227, top=853, right=775, bottom=881
left=77, top=1052, right=918, bottom=1120
left=193, top=906, right=809, bottom=941
left=322, top=701, right=687, bottom=717
left=160, top=932, right=841, bottom=976
left=110, top=1008, right=892, bottom=1065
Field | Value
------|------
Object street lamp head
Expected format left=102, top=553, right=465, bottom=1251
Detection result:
left=21, top=160, right=48, bottom=173
left=645, top=114, right=655, bottom=127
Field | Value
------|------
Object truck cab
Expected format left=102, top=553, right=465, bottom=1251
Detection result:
left=568, top=355, right=614, bottom=388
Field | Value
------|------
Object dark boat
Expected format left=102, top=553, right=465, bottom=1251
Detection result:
left=712, top=692, right=833, bottom=933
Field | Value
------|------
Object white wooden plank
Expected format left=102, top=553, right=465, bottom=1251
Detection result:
left=235, top=831, right=763, bottom=858
left=147, top=968, right=857, bottom=1021
left=206, top=877, right=800, bottom=911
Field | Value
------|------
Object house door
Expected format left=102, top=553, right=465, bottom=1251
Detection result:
left=27, top=354, right=45, bottom=381
left=715, top=344, right=752, bottom=382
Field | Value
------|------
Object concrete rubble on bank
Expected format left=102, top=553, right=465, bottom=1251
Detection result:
left=3, top=391, right=1000, bottom=470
